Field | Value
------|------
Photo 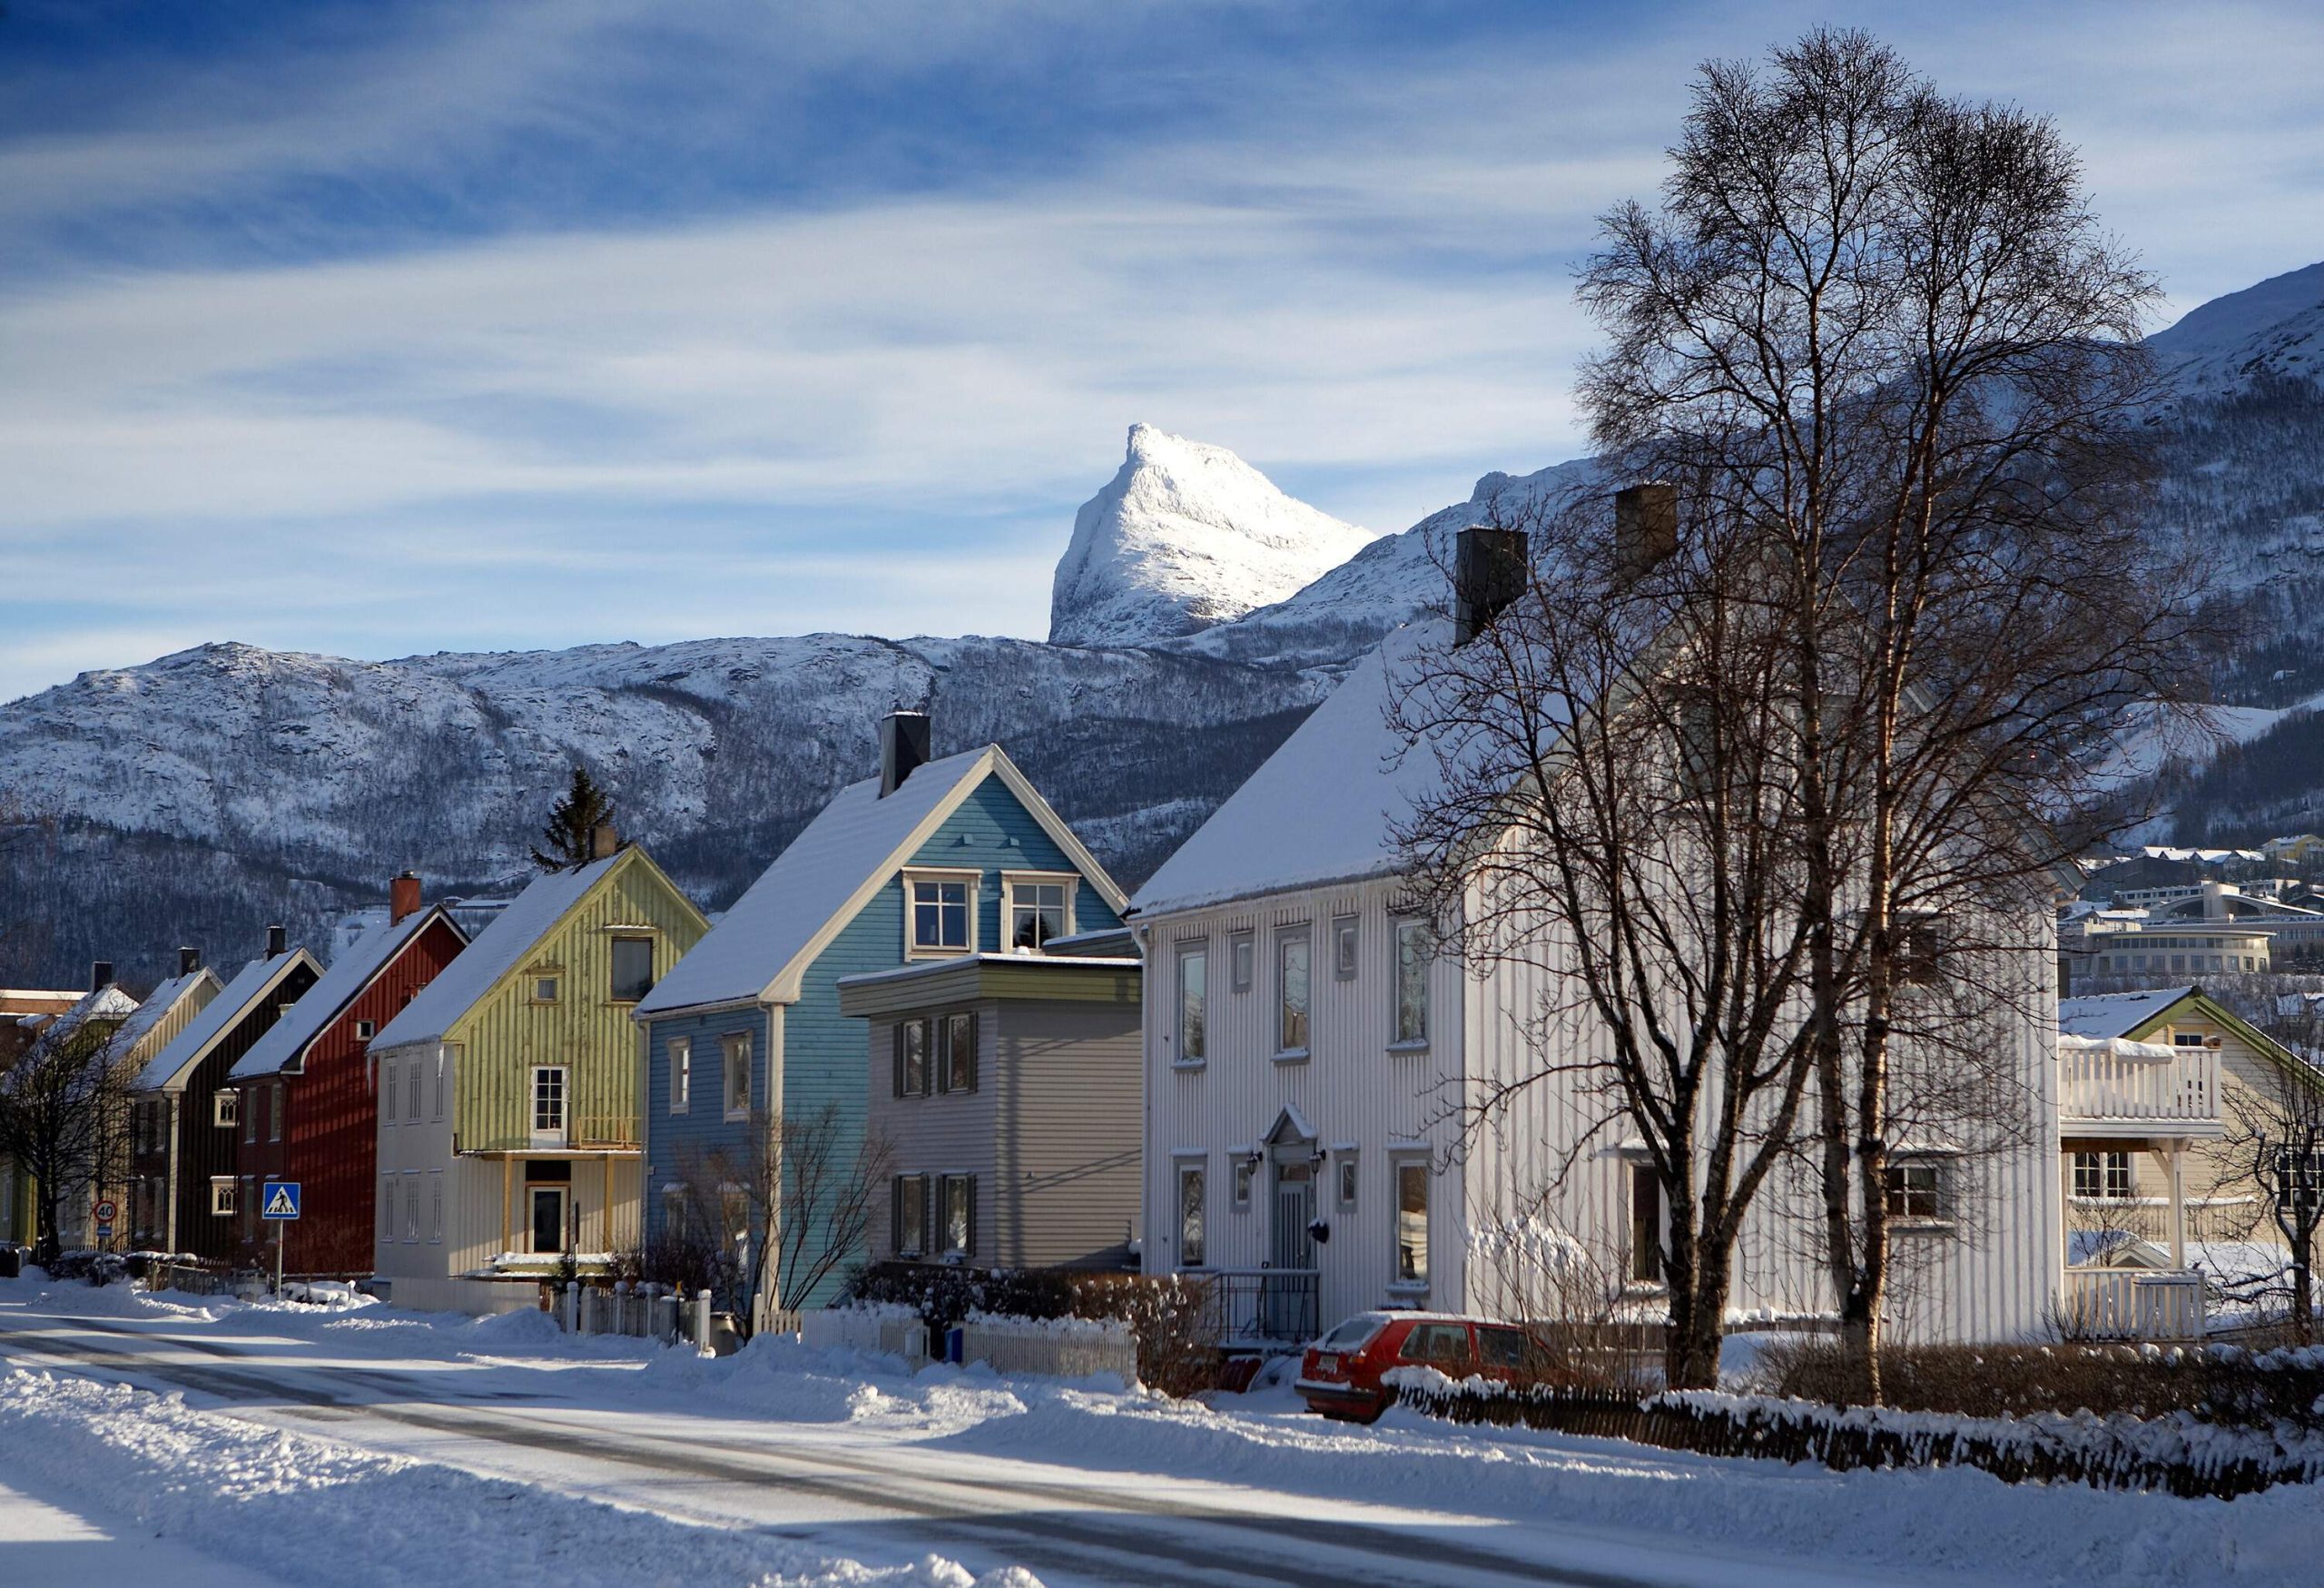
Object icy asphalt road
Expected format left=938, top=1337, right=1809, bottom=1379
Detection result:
left=0, top=1293, right=1935, bottom=1588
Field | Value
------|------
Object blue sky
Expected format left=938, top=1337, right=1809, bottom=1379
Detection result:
left=4, top=0, right=2320, bottom=701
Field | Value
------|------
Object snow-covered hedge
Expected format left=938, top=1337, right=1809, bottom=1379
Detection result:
left=1383, top=1366, right=2324, bottom=1498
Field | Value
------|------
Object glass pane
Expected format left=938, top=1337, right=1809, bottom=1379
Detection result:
left=1179, top=1168, right=1206, bottom=1266
left=1179, top=949, right=1206, bottom=1060
left=1280, top=933, right=1310, bottom=1050
left=1396, top=921, right=1430, bottom=1042
left=611, top=939, right=654, bottom=1001
left=1396, top=1162, right=1428, bottom=1282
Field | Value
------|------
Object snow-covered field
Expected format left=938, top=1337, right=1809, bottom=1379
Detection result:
left=2, top=1271, right=2319, bottom=1587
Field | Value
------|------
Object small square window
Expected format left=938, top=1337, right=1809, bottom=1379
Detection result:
left=532, top=976, right=561, bottom=1004
left=354, top=1019, right=376, bottom=1041
left=1008, top=877, right=1072, bottom=951
left=1885, top=1160, right=1950, bottom=1220
left=1333, top=915, right=1359, bottom=981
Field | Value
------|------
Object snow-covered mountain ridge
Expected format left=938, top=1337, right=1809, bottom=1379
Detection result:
left=1049, top=424, right=1380, bottom=647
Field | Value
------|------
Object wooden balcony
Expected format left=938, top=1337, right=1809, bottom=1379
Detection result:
left=2058, top=1037, right=2222, bottom=1141
left=463, top=1114, right=640, bottom=1154
left=2060, top=1268, right=2205, bottom=1341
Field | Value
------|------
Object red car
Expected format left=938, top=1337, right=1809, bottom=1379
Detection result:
left=1295, top=1310, right=1543, bottom=1423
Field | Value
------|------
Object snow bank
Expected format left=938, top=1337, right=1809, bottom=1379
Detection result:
left=0, top=1368, right=1035, bottom=1588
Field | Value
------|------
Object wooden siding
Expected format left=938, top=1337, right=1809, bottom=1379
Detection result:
left=256, top=914, right=467, bottom=1276
left=159, top=957, right=320, bottom=1264
left=995, top=1000, right=1141, bottom=1267
left=447, top=849, right=708, bottom=1155
left=1140, top=876, right=1470, bottom=1323
left=640, top=768, right=1122, bottom=1310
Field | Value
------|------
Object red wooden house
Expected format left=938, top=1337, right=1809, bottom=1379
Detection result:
left=229, top=874, right=466, bottom=1277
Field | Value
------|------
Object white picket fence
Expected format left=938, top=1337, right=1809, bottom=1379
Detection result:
left=799, top=1307, right=1137, bottom=1382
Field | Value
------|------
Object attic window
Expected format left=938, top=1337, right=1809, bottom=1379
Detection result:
left=355, top=1020, right=376, bottom=1041
left=531, top=975, right=561, bottom=1004
left=904, top=871, right=976, bottom=957
left=610, top=938, right=655, bottom=1003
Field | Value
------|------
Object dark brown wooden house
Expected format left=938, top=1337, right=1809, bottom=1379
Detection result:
left=130, top=928, right=320, bottom=1264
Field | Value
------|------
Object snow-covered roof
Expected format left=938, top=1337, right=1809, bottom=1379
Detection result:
left=104, top=970, right=216, bottom=1063
left=371, top=855, right=623, bottom=1050
left=639, top=745, right=1119, bottom=1015
left=231, top=908, right=456, bottom=1080
left=1131, top=622, right=1452, bottom=916
left=135, top=952, right=317, bottom=1091
left=2056, top=987, right=2198, bottom=1041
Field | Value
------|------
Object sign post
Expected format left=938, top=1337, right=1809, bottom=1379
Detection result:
left=261, top=1180, right=300, bottom=1296
left=93, top=1198, right=116, bottom=1248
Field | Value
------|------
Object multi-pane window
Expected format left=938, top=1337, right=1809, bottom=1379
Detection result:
left=1009, top=880, right=1070, bottom=950
left=532, top=1067, right=566, bottom=1139
left=1630, top=1163, right=1664, bottom=1284
left=408, top=1061, right=422, bottom=1122
left=1277, top=928, right=1311, bottom=1054
left=1393, top=918, right=1431, bottom=1045
left=670, top=1037, right=691, bottom=1113
left=1230, top=932, right=1255, bottom=993
left=1177, top=944, right=1206, bottom=1065
left=1177, top=1162, right=1206, bottom=1267
left=1394, top=1159, right=1430, bottom=1286
left=1885, top=1160, right=1950, bottom=1220
left=724, top=1033, right=753, bottom=1119
left=940, top=1174, right=974, bottom=1256
left=2073, top=1151, right=2133, bottom=1200
left=215, top=1090, right=239, bottom=1129
left=211, top=1178, right=237, bottom=1218
left=1333, top=915, right=1359, bottom=981
left=1896, top=918, right=1946, bottom=986
left=940, top=1012, right=977, bottom=1093
left=894, top=1018, right=930, bottom=1097
left=893, top=1174, right=929, bottom=1257
left=911, top=878, right=972, bottom=953
left=610, top=938, right=655, bottom=1002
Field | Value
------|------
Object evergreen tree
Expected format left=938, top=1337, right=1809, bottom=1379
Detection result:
left=531, top=766, right=618, bottom=872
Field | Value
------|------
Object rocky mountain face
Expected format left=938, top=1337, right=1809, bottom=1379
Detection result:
left=8, top=261, right=2324, bottom=984
left=1048, top=424, right=1379, bottom=647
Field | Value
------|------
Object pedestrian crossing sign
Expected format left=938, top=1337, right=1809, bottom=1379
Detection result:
left=262, top=1181, right=301, bottom=1220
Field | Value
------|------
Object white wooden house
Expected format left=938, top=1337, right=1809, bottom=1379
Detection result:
left=1127, top=530, right=2183, bottom=1350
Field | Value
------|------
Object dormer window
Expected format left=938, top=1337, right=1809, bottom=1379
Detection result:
left=1003, top=873, right=1074, bottom=951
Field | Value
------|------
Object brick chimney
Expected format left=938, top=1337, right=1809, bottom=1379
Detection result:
left=390, top=871, right=422, bottom=924
left=90, top=960, right=113, bottom=992
left=1614, top=483, right=1679, bottom=587
left=589, top=823, right=620, bottom=861
left=179, top=946, right=201, bottom=977
left=880, top=709, right=931, bottom=798
left=1453, top=527, right=1529, bottom=646
left=265, top=924, right=287, bottom=959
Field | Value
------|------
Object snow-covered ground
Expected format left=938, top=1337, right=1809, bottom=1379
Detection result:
left=3, top=1271, right=2319, bottom=1586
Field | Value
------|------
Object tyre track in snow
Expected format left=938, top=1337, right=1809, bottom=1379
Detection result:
left=0, top=1311, right=1687, bottom=1588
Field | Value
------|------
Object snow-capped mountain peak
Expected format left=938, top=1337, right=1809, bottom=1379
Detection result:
left=1047, top=424, right=1379, bottom=647
left=2150, top=259, right=2324, bottom=396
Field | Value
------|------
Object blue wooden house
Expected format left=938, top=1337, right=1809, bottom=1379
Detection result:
left=633, top=713, right=1127, bottom=1315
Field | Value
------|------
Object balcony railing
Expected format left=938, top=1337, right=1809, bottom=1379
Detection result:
left=2058, top=1038, right=2221, bottom=1138
left=1203, top=1267, right=1319, bottom=1349
left=2060, top=1267, right=2205, bottom=1340
left=462, top=1114, right=640, bottom=1154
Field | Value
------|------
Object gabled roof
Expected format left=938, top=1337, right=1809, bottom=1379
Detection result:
left=636, top=744, right=1124, bottom=1015
left=104, top=969, right=221, bottom=1062
left=371, top=853, right=629, bottom=1050
left=2057, top=987, right=2197, bottom=1040
left=134, top=951, right=321, bottom=1092
left=1132, top=622, right=1454, bottom=917
left=230, top=906, right=462, bottom=1080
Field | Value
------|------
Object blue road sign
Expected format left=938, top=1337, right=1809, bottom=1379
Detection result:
left=261, top=1181, right=301, bottom=1220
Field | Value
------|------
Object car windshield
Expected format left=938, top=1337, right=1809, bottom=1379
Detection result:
left=1316, top=1313, right=1390, bottom=1351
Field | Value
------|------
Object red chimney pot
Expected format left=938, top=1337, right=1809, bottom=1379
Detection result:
left=390, top=871, right=422, bottom=925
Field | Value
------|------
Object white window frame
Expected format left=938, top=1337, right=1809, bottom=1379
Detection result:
left=215, top=1089, right=240, bottom=1130
left=1175, top=942, right=1207, bottom=1068
left=1391, top=1155, right=1430, bottom=1292
left=433, top=1055, right=446, bottom=1121
left=2073, top=1150, right=2133, bottom=1201
left=354, top=1019, right=376, bottom=1041
left=670, top=1036, right=691, bottom=1114
left=1175, top=1156, right=1208, bottom=1269
left=1391, top=917, right=1432, bottom=1050
left=1336, top=1149, right=1359, bottom=1210
left=1232, top=1154, right=1255, bottom=1210
left=902, top=868, right=980, bottom=959
left=1332, top=914, right=1359, bottom=981
left=379, top=1063, right=395, bottom=1127
left=1229, top=931, right=1255, bottom=993
left=1001, top=871, right=1077, bottom=952
left=1275, top=924, right=1312, bottom=1060
left=428, top=1170, right=443, bottom=1243
left=407, top=1060, right=421, bottom=1122
left=531, top=1065, right=568, bottom=1146
left=1885, top=1155, right=1955, bottom=1226
left=210, top=1177, right=237, bottom=1218
left=723, top=1032, right=752, bottom=1121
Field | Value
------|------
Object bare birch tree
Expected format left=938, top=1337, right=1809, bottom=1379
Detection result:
left=1577, top=27, right=2208, bottom=1397
left=0, top=1004, right=136, bottom=1261
left=2218, top=1021, right=2324, bottom=1343
left=690, top=1102, right=891, bottom=1336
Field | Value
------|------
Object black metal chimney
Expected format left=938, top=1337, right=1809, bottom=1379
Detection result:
left=265, top=924, right=287, bottom=959
left=90, top=961, right=113, bottom=991
left=1614, top=483, right=1679, bottom=587
left=179, top=946, right=202, bottom=977
left=880, top=710, right=931, bottom=798
left=1454, top=527, right=1529, bottom=646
